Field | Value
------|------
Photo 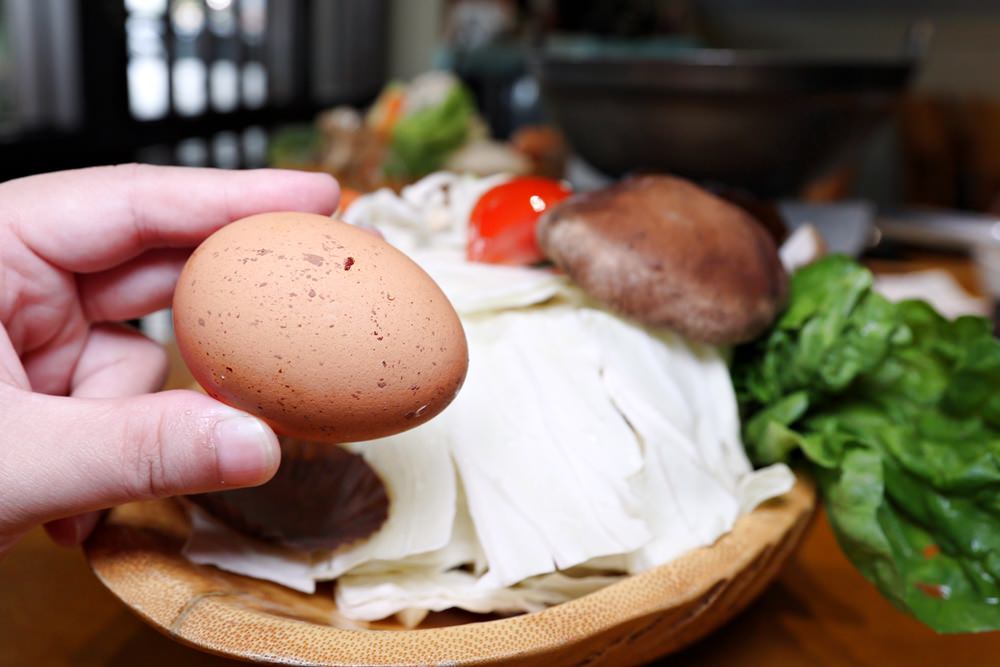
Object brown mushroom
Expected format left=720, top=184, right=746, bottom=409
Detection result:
left=188, top=438, right=388, bottom=551
left=537, top=174, right=787, bottom=345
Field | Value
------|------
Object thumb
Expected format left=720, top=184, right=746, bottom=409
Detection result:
left=0, top=385, right=279, bottom=534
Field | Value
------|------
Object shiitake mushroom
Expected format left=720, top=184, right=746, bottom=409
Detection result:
left=188, top=437, right=388, bottom=551
left=537, top=174, right=788, bottom=345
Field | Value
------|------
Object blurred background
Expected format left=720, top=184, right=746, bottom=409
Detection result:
left=4, top=0, right=1000, bottom=317
left=0, top=0, right=998, bottom=208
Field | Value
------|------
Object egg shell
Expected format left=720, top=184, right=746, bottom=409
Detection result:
left=173, top=212, right=469, bottom=443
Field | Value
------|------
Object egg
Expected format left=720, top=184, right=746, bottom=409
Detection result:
left=173, top=212, right=469, bottom=443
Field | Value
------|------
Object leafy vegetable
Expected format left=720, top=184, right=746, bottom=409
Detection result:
left=268, top=124, right=323, bottom=168
left=733, top=255, right=1000, bottom=633
left=386, top=83, right=476, bottom=179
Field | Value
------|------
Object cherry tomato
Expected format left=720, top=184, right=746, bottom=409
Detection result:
left=467, top=177, right=572, bottom=265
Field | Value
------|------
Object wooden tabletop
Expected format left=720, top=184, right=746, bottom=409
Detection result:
left=3, top=256, right=1000, bottom=666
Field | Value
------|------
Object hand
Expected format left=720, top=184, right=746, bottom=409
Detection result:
left=0, top=164, right=340, bottom=556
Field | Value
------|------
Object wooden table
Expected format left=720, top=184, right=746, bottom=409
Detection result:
left=3, top=257, right=1000, bottom=666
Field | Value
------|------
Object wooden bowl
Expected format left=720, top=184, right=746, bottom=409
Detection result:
left=85, top=475, right=814, bottom=666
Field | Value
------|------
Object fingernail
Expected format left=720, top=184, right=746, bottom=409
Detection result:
left=212, top=414, right=279, bottom=485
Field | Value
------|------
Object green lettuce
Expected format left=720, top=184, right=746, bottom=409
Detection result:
left=732, top=255, right=1000, bottom=633
left=386, top=84, right=476, bottom=180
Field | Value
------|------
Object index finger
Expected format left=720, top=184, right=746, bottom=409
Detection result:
left=1, top=164, right=340, bottom=273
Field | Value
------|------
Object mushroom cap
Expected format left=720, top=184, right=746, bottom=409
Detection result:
left=537, top=174, right=787, bottom=345
left=188, top=438, right=388, bottom=551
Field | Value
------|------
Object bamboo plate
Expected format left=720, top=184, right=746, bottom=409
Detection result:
left=85, top=474, right=815, bottom=666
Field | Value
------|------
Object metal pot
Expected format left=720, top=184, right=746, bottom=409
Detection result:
left=535, top=48, right=917, bottom=197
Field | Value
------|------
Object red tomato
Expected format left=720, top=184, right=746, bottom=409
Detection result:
left=467, top=177, right=572, bottom=265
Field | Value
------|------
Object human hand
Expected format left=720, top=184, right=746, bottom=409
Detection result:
left=0, top=164, right=340, bottom=556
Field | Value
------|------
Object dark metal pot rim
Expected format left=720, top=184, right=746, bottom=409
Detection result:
left=532, top=49, right=916, bottom=93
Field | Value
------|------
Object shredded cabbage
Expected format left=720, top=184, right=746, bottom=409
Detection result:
left=182, top=172, right=794, bottom=624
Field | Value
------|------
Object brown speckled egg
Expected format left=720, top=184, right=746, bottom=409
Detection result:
left=172, top=212, right=469, bottom=443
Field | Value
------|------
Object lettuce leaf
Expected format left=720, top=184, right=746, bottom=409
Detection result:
left=733, top=255, right=1000, bottom=633
left=386, top=84, right=476, bottom=179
